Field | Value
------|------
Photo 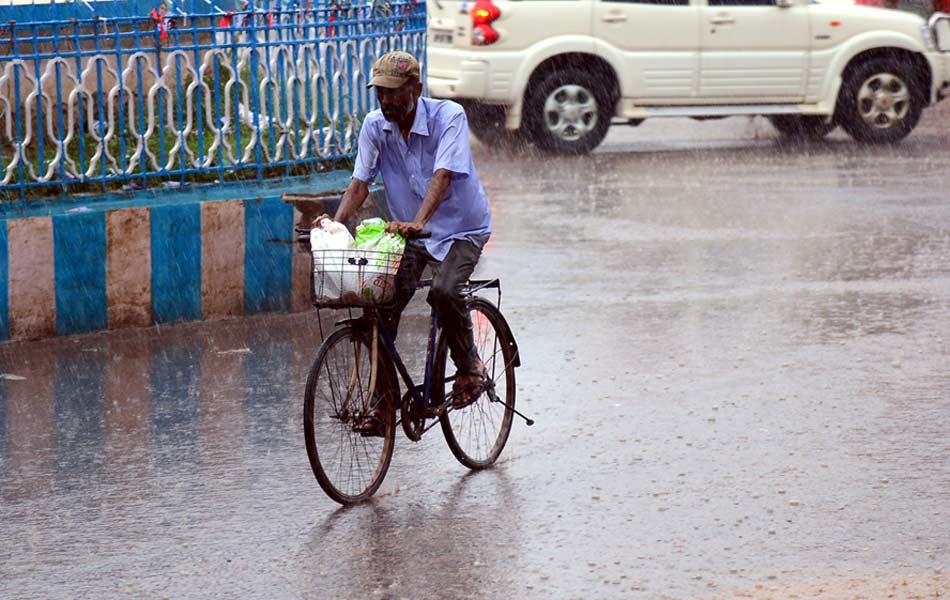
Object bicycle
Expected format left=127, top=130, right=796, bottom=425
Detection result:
left=298, top=228, right=533, bottom=505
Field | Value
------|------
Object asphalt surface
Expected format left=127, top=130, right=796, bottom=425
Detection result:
left=2, top=105, right=950, bottom=599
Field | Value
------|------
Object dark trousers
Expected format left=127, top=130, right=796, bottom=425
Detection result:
left=379, top=239, right=483, bottom=375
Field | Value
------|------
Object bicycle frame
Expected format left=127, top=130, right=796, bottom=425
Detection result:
left=361, top=278, right=505, bottom=418
left=370, top=306, right=441, bottom=417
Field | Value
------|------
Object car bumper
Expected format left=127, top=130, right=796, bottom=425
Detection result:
left=427, top=52, right=491, bottom=99
left=426, top=48, right=524, bottom=104
left=922, top=50, right=950, bottom=103
left=940, top=54, right=950, bottom=101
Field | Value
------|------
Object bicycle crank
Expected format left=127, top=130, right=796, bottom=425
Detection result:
left=400, top=390, right=425, bottom=442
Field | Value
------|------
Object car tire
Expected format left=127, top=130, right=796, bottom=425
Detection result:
left=768, top=115, right=836, bottom=141
left=524, top=68, right=613, bottom=155
left=836, top=57, right=924, bottom=144
left=465, top=104, right=525, bottom=150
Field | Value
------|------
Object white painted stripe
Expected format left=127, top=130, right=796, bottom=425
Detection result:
left=107, top=208, right=152, bottom=329
left=3, top=351, right=54, bottom=483
left=291, top=206, right=312, bottom=313
left=105, top=342, right=152, bottom=466
left=201, top=201, right=245, bottom=320
left=7, top=217, right=55, bottom=340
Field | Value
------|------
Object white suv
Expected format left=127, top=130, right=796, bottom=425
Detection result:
left=426, top=0, right=950, bottom=153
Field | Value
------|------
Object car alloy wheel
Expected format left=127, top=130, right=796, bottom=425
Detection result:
left=542, top=84, right=598, bottom=142
left=857, top=72, right=911, bottom=130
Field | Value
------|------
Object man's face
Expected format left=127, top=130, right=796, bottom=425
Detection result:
left=376, top=79, right=422, bottom=123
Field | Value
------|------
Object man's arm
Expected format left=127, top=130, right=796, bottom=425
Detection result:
left=386, top=168, right=452, bottom=238
left=335, top=178, right=371, bottom=225
left=312, top=177, right=370, bottom=228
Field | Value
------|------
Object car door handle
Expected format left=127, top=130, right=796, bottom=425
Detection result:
left=602, top=13, right=628, bottom=23
left=710, top=17, right=735, bottom=25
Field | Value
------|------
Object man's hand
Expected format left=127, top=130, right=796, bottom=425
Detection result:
left=386, top=221, right=426, bottom=239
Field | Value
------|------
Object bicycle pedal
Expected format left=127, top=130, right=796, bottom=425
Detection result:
left=422, top=405, right=446, bottom=419
left=352, top=421, right=386, bottom=438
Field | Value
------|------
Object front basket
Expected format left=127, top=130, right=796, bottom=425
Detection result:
left=311, top=249, right=402, bottom=308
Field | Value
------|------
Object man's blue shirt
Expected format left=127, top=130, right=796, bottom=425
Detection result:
left=352, top=97, right=492, bottom=261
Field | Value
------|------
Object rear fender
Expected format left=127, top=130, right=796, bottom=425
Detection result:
left=467, top=297, right=522, bottom=369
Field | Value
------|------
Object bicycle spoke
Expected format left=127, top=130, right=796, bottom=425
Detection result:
left=304, top=326, right=395, bottom=504
left=441, top=300, right=516, bottom=469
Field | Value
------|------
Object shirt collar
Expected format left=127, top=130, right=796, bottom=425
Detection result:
left=381, top=97, right=430, bottom=137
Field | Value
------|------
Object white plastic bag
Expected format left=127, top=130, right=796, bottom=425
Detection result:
left=310, top=219, right=362, bottom=304
left=310, top=217, right=354, bottom=251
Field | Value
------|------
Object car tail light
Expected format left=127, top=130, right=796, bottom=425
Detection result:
left=471, top=0, right=501, bottom=46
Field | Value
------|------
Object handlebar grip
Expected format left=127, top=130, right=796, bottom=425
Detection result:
left=407, top=230, right=432, bottom=240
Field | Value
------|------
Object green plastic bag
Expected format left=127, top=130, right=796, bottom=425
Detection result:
left=355, top=217, right=406, bottom=256
left=354, top=218, right=406, bottom=303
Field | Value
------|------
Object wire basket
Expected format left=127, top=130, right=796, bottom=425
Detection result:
left=311, top=249, right=403, bottom=308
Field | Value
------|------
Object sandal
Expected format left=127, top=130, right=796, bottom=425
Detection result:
left=451, top=369, right=492, bottom=409
left=352, top=408, right=386, bottom=437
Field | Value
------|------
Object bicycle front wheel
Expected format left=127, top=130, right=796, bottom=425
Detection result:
left=438, top=298, right=518, bottom=469
left=303, top=325, right=396, bottom=505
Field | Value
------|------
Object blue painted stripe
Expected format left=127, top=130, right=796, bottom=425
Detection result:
left=0, top=220, right=8, bottom=341
left=244, top=197, right=293, bottom=314
left=151, top=204, right=202, bottom=323
left=54, top=346, right=105, bottom=479
left=150, top=336, right=201, bottom=465
left=53, top=212, right=108, bottom=335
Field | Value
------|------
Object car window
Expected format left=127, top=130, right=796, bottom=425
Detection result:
left=707, top=0, right=776, bottom=5
left=602, top=0, right=690, bottom=5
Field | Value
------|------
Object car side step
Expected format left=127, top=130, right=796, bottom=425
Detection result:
left=622, top=104, right=822, bottom=119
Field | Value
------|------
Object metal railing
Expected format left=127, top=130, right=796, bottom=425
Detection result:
left=0, top=1, right=426, bottom=199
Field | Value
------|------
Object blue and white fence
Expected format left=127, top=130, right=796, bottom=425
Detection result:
left=0, top=0, right=425, bottom=199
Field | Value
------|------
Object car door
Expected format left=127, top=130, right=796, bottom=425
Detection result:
left=699, top=0, right=810, bottom=101
left=592, top=0, right=701, bottom=102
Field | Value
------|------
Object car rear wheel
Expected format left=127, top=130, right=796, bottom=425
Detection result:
left=768, top=115, right=836, bottom=141
left=524, top=68, right=613, bottom=155
left=837, top=58, right=923, bottom=144
left=465, top=104, right=525, bottom=150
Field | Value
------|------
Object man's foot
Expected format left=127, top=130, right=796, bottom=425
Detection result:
left=451, top=364, right=491, bottom=409
left=352, top=408, right=386, bottom=437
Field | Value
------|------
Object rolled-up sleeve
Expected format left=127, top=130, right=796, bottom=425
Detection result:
left=433, top=110, right=472, bottom=180
left=352, top=121, right=381, bottom=183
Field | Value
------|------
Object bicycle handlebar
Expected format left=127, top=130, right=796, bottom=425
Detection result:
left=295, top=227, right=431, bottom=242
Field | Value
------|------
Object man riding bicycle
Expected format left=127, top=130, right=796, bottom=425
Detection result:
left=314, top=51, right=493, bottom=435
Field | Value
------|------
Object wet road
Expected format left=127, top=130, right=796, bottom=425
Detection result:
left=3, top=107, right=950, bottom=599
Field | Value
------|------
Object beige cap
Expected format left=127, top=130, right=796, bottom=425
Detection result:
left=367, top=51, right=421, bottom=89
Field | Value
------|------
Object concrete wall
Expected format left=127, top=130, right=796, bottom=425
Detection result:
left=0, top=179, right=387, bottom=342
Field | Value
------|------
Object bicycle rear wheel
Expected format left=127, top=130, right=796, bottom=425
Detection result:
left=438, top=298, right=517, bottom=469
left=303, top=325, right=396, bottom=504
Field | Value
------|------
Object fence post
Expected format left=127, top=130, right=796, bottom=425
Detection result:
left=71, top=18, right=86, bottom=185
left=10, top=21, right=26, bottom=202
left=53, top=22, right=67, bottom=196
left=29, top=22, right=43, bottom=197
left=93, top=16, right=108, bottom=192
left=112, top=20, right=128, bottom=182
left=248, top=6, right=263, bottom=182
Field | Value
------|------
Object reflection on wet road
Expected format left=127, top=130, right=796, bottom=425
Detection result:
left=2, top=109, right=950, bottom=599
